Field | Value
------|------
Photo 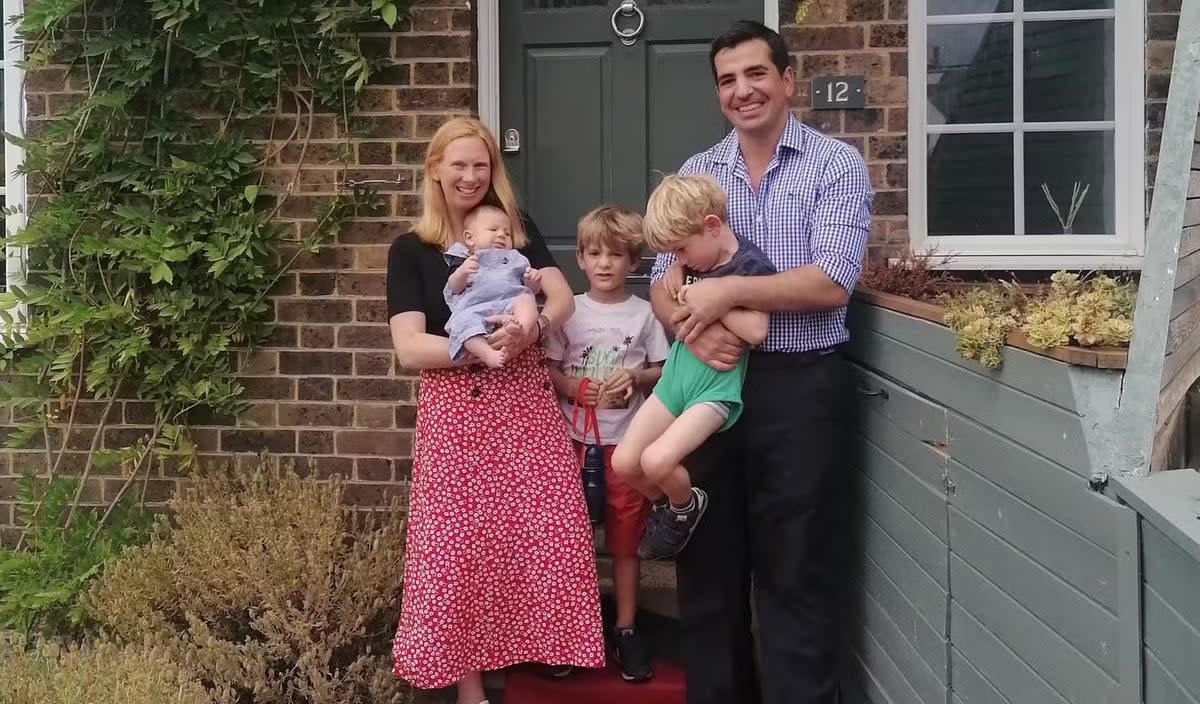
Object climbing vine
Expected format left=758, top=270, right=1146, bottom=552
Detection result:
left=0, top=0, right=402, bottom=540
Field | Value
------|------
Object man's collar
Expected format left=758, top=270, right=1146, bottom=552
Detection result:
left=715, top=114, right=806, bottom=165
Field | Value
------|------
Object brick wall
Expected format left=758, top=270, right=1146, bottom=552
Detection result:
left=0, top=2, right=474, bottom=539
left=781, top=0, right=909, bottom=261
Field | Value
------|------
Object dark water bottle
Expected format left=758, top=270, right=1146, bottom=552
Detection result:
left=581, top=444, right=606, bottom=526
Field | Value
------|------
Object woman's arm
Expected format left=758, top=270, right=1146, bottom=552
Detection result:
left=390, top=312, right=458, bottom=370
left=537, top=267, right=575, bottom=334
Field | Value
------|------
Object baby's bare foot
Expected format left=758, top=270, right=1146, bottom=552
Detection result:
left=480, top=347, right=506, bottom=368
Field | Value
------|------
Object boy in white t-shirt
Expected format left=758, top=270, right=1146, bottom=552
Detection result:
left=545, top=206, right=670, bottom=683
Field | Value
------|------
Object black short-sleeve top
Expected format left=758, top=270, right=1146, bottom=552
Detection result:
left=386, top=212, right=557, bottom=336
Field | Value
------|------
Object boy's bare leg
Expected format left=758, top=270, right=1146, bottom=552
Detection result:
left=640, top=404, right=726, bottom=506
left=511, top=292, right=539, bottom=337
left=463, top=335, right=505, bottom=368
left=613, top=555, right=640, bottom=629
left=612, top=395, right=677, bottom=495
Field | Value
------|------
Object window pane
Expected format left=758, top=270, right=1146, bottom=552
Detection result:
left=1024, top=20, right=1113, bottom=122
left=929, top=0, right=1012, bottom=14
left=1025, top=0, right=1112, bottom=10
left=928, top=133, right=1015, bottom=236
left=1025, top=132, right=1114, bottom=235
left=928, top=24, right=1013, bottom=124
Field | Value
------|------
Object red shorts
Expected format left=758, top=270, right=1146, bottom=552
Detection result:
left=572, top=441, right=650, bottom=558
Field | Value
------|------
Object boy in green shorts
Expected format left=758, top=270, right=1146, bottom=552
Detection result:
left=611, top=173, right=775, bottom=561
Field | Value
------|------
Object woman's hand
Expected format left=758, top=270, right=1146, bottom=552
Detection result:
left=485, top=314, right=537, bottom=362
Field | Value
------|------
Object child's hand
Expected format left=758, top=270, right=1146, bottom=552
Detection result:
left=578, top=378, right=602, bottom=407
left=523, top=266, right=543, bottom=294
left=461, top=254, right=480, bottom=278
left=664, top=260, right=685, bottom=303
left=601, top=368, right=636, bottom=401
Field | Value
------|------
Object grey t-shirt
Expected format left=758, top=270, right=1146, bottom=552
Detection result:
left=683, top=235, right=777, bottom=285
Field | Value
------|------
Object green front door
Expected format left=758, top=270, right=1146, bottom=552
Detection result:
left=500, top=0, right=763, bottom=291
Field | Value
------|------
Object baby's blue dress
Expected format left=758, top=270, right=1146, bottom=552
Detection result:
left=443, top=242, right=533, bottom=362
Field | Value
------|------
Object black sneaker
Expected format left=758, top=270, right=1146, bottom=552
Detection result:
left=612, top=626, right=653, bottom=682
left=636, top=488, right=708, bottom=560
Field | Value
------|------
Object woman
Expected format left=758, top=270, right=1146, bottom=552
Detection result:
left=389, top=117, right=605, bottom=704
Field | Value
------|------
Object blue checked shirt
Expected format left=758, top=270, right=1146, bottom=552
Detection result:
left=651, top=116, right=873, bottom=353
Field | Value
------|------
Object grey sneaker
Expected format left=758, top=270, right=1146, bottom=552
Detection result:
left=636, top=488, right=708, bottom=560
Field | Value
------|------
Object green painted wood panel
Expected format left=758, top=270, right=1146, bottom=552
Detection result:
left=847, top=301, right=1085, bottom=414
left=1145, top=650, right=1200, bottom=704
left=1142, top=520, right=1200, bottom=638
left=949, top=510, right=1118, bottom=675
left=950, top=555, right=1120, bottom=704
left=857, top=550, right=949, bottom=681
left=843, top=647, right=901, bottom=704
left=844, top=610, right=926, bottom=704
left=849, top=325, right=1096, bottom=477
left=1143, top=586, right=1200, bottom=699
left=848, top=582, right=949, bottom=704
left=950, top=648, right=1009, bottom=704
left=860, top=407, right=948, bottom=498
left=948, top=465, right=1118, bottom=610
left=858, top=470, right=948, bottom=589
left=859, top=512, right=949, bottom=636
left=948, top=414, right=1117, bottom=554
left=523, top=46, right=613, bottom=243
left=950, top=602, right=1070, bottom=704
left=859, top=435, right=948, bottom=541
left=853, top=365, right=951, bottom=445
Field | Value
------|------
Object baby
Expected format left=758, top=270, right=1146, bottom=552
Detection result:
left=443, top=204, right=543, bottom=368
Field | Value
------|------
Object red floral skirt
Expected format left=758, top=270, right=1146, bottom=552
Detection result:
left=392, top=346, right=605, bottom=689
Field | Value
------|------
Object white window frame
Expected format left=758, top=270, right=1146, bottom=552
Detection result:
left=3, top=0, right=26, bottom=318
left=908, top=1, right=1145, bottom=270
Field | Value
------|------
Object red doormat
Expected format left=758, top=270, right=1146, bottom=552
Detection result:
left=503, top=662, right=685, bottom=704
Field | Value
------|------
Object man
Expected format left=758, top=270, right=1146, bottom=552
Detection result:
left=648, top=20, right=872, bottom=704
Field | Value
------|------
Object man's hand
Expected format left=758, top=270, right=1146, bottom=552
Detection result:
left=676, top=278, right=736, bottom=344
left=577, top=377, right=602, bottom=406
left=523, top=267, right=543, bottom=294
left=600, top=368, right=636, bottom=402
left=485, top=314, right=534, bottom=361
left=671, top=308, right=744, bottom=372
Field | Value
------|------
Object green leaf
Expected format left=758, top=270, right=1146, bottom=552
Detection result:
left=244, top=185, right=259, bottom=204
left=150, top=262, right=174, bottom=284
left=381, top=3, right=398, bottom=28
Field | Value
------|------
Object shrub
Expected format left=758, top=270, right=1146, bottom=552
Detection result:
left=941, top=285, right=1020, bottom=370
left=85, top=468, right=410, bottom=704
left=858, top=249, right=956, bottom=301
left=0, top=636, right=218, bottom=704
left=0, top=475, right=152, bottom=642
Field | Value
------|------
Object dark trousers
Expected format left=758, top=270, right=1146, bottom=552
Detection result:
left=677, top=350, right=855, bottom=704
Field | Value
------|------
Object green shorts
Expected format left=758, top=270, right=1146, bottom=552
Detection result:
left=652, top=340, right=747, bottom=433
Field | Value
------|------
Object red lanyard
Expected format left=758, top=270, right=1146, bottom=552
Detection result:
left=570, top=378, right=602, bottom=463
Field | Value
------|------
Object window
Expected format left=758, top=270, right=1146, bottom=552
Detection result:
left=909, top=1, right=1144, bottom=269
left=3, top=0, right=25, bottom=309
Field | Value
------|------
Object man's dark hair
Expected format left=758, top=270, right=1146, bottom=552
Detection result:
left=709, top=20, right=791, bottom=81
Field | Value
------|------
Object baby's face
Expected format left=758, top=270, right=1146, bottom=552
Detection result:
left=466, top=209, right=514, bottom=251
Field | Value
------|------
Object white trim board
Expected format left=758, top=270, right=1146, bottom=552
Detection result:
left=907, top=0, right=1146, bottom=270
left=476, top=0, right=778, bottom=137
left=3, top=0, right=26, bottom=314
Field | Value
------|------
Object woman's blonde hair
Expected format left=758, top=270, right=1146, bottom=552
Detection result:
left=576, top=206, right=644, bottom=261
left=642, top=173, right=727, bottom=253
left=414, top=117, right=527, bottom=251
